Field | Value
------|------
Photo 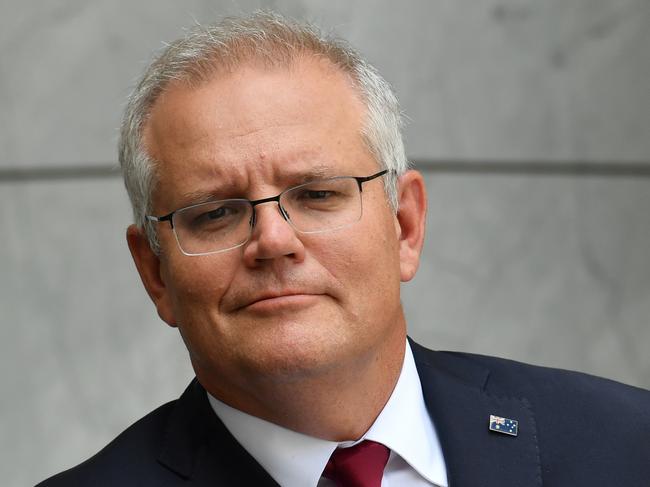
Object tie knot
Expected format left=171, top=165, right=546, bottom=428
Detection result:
left=323, top=440, right=390, bottom=487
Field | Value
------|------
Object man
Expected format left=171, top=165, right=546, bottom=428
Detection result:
left=40, top=12, right=650, bottom=487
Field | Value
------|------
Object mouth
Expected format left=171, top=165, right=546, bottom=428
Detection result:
left=241, top=292, right=324, bottom=313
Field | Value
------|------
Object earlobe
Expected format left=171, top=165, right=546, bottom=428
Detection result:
left=126, top=225, right=178, bottom=327
left=395, top=171, right=427, bottom=282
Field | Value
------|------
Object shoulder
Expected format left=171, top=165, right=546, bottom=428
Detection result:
left=433, top=348, right=650, bottom=468
left=38, top=379, right=276, bottom=486
left=446, top=349, right=650, bottom=412
left=37, top=401, right=178, bottom=486
left=411, top=343, right=650, bottom=483
left=412, top=340, right=650, bottom=407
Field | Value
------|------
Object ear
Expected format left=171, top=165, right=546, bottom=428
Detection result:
left=394, top=170, right=427, bottom=282
left=126, top=225, right=177, bottom=327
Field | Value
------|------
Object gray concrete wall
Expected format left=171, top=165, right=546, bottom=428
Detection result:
left=1, top=1, right=648, bottom=485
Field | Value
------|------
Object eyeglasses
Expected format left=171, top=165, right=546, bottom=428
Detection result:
left=146, top=169, right=389, bottom=256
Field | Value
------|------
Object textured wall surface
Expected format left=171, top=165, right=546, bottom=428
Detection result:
left=1, top=1, right=649, bottom=485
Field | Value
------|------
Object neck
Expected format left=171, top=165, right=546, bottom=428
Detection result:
left=198, top=321, right=407, bottom=441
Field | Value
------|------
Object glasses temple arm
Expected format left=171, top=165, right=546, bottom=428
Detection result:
left=145, top=213, right=174, bottom=228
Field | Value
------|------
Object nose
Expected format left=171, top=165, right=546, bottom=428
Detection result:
left=242, top=201, right=306, bottom=266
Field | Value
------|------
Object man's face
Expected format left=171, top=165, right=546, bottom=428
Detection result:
left=137, top=57, right=414, bottom=400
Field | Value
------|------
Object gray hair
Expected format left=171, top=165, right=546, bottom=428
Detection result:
left=118, top=11, right=409, bottom=252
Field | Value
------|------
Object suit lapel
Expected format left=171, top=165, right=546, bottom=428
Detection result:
left=411, top=341, right=542, bottom=487
left=157, top=379, right=280, bottom=486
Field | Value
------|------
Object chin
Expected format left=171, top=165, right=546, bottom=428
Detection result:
left=237, top=318, right=356, bottom=382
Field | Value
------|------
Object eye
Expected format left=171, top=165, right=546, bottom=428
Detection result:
left=191, top=206, right=230, bottom=224
left=290, top=188, right=347, bottom=212
left=202, top=207, right=230, bottom=220
left=301, top=189, right=333, bottom=200
left=183, top=202, right=245, bottom=230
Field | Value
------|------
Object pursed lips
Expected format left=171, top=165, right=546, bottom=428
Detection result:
left=237, top=290, right=324, bottom=311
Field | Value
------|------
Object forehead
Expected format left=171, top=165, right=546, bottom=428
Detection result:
left=143, top=57, right=374, bottom=208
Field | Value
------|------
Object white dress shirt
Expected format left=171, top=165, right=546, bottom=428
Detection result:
left=208, top=341, right=448, bottom=487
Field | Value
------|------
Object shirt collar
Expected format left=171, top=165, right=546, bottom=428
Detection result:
left=208, top=393, right=337, bottom=487
left=364, top=342, right=448, bottom=486
left=207, top=341, right=448, bottom=487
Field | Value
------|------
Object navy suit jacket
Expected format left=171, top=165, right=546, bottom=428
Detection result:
left=39, top=340, right=650, bottom=486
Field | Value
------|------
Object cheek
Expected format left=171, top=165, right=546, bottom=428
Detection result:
left=315, top=209, right=401, bottom=302
left=164, top=253, right=239, bottom=320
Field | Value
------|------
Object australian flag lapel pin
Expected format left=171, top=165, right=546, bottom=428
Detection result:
left=489, top=414, right=518, bottom=436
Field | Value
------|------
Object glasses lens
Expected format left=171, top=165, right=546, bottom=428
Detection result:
left=281, top=177, right=362, bottom=233
left=173, top=199, right=252, bottom=255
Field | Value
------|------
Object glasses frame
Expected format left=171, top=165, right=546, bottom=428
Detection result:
left=146, top=169, right=389, bottom=256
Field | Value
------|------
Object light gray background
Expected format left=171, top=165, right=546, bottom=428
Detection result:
left=1, top=1, right=649, bottom=485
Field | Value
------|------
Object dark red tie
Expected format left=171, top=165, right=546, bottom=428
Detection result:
left=322, top=440, right=390, bottom=487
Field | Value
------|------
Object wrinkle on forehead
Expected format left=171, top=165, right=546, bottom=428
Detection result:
left=144, top=56, right=372, bottom=212
left=178, top=162, right=337, bottom=207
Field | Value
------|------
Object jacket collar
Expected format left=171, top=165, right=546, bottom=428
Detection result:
left=157, top=379, right=280, bottom=486
left=410, top=339, right=542, bottom=487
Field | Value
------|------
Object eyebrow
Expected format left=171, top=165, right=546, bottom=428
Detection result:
left=178, top=164, right=337, bottom=206
left=292, top=164, right=334, bottom=183
left=179, top=189, right=226, bottom=207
